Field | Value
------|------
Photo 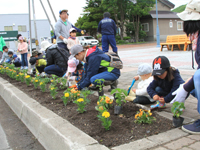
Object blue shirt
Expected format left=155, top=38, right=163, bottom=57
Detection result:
left=98, top=17, right=117, bottom=35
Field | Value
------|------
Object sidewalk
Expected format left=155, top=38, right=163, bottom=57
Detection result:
left=104, top=45, right=200, bottom=150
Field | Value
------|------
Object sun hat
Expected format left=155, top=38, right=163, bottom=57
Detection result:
left=177, top=0, right=200, bottom=21
left=152, top=56, right=170, bottom=76
left=40, top=41, right=52, bottom=51
left=137, top=63, right=152, bottom=76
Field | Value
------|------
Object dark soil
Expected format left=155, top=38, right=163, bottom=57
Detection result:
left=0, top=74, right=173, bottom=148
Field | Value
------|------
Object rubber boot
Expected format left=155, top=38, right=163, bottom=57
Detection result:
left=108, top=80, right=118, bottom=92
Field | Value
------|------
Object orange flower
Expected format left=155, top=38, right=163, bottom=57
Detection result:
left=135, top=114, right=139, bottom=119
left=105, top=99, right=110, bottom=104
left=99, top=106, right=104, bottom=110
left=138, top=111, right=143, bottom=117
left=109, top=99, right=113, bottom=104
left=100, top=97, right=104, bottom=102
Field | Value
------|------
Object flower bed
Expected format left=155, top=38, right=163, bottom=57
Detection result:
left=0, top=65, right=173, bottom=148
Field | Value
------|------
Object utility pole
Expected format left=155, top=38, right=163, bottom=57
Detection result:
left=32, top=0, right=39, bottom=50
left=47, top=0, right=57, bottom=22
left=39, top=0, right=55, bottom=32
left=156, top=0, right=160, bottom=47
left=28, top=0, right=32, bottom=56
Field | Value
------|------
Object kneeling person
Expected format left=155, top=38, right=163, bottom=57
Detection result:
left=70, top=44, right=120, bottom=90
left=8, top=52, right=21, bottom=67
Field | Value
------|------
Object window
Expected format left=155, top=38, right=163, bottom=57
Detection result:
left=4, top=26, right=13, bottom=31
left=141, top=23, right=149, bottom=32
left=169, top=22, right=173, bottom=28
left=18, top=25, right=27, bottom=32
left=177, top=21, right=183, bottom=31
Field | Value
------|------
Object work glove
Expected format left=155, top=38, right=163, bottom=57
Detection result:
left=63, top=38, right=68, bottom=44
left=170, top=84, right=188, bottom=104
left=69, top=84, right=77, bottom=88
left=81, top=30, right=86, bottom=35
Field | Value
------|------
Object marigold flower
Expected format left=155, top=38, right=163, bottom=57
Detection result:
left=51, top=87, right=54, bottom=90
left=139, top=109, right=143, bottom=112
left=105, top=99, right=110, bottom=104
left=105, top=96, right=110, bottom=101
left=97, top=101, right=99, bottom=105
left=100, top=97, right=104, bottom=102
left=138, top=111, right=143, bottom=117
left=65, top=93, right=69, bottom=97
left=109, top=99, right=113, bottom=104
left=35, top=80, right=38, bottom=82
left=25, top=75, right=30, bottom=78
left=40, top=82, right=43, bottom=85
left=102, top=111, right=110, bottom=118
left=135, top=114, right=139, bottom=119
left=99, top=106, right=104, bottom=110
left=51, top=80, right=54, bottom=82
left=148, top=110, right=152, bottom=116
left=77, top=98, right=84, bottom=102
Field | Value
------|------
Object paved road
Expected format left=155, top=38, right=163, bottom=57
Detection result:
left=0, top=96, right=45, bottom=150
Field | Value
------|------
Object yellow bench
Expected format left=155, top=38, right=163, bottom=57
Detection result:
left=160, top=35, right=191, bottom=51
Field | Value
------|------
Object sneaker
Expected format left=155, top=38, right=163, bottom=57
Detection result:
left=150, top=101, right=166, bottom=110
left=20, top=66, right=24, bottom=70
left=182, top=119, right=200, bottom=134
left=24, top=66, right=29, bottom=70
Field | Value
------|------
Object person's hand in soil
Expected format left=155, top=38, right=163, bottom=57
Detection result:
left=132, top=89, right=136, bottom=93
left=133, top=76, right=139, bottom=81
left=158, top=97, right=165, bottom=104
left=153, top=95, right=160, bottom=101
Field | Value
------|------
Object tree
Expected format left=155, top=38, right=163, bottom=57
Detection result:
left=128, top=0, right=155, bottom=42
left=172, top=4, right=186, bottom=13
left=102, top=0, right=129, bottom=40
left=75, top=0, right=105, bottom=38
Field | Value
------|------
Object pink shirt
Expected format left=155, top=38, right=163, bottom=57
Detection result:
left=67, top=37, right=80, bottom=52
left=18, top=42, right=28, bottom=54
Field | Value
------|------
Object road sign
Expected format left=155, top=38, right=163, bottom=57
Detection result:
left=0, top=31, right=18, bottom=41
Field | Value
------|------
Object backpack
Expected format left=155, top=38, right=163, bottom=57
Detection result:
left=105, top=52, right=123, bottom=69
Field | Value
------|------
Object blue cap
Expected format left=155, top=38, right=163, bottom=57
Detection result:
left=13, top=54, right=17, bottom=58
left=59, top=9, right=68, bottom=14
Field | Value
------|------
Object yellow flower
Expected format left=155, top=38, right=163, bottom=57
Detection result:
left=51, top=87, right=54, bottom=90
left=65, top=93, right=70, bottom=97
left=135, top=114, right=139, bottom=119
left=109, top=99, right=113, bottom=104
left=97, top=101, right=99, bottom=105
left=139, top=109, right=143, bottom=112
left=148, top=110, right=152, bottom=116
left=102, top=111, right=110, bottom=118
left=35, top=80, right=38, bottom=82
left=77, top=98, right=84, bottom=102
left=51, top=80, right=54, bottom=82
left=40, top=82, right=43, bottom=85
left=138, top=111, right=143, bottom=117
left=25, top=75, right=30, bottom=78
left=16, top=75, right=19, bottom=77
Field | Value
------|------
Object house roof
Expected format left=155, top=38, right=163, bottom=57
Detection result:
left=159, top=0, right=175, bottom=9
left=149, top=11, right=180, bottom=19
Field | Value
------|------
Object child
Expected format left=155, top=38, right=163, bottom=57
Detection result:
left=67, top=28, right=80, bottom=52
left=8, top=52, right=21, bottom=67
left=147, top=56, right=185, bottom=109
left=29, top=51, right=46, bottom=74
left=66, top=57, right=85, bottom=86
left=125, top=63, right=155, bottom=104
left=17, top=35, right=28, bottom=69
left=0, top=46, right=14, bottom=64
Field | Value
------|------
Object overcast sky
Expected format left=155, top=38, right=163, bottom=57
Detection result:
left=0, top=0, right=190, bottom=25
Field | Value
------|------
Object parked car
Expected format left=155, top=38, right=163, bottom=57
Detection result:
left=77, top=36, right=99, bottom=46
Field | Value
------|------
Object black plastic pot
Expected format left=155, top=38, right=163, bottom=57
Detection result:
left=98, top=89, right=104, bottom=96
left=172, top=116, right=184, bottom=128
left=114, top=105, right=123, bottom=115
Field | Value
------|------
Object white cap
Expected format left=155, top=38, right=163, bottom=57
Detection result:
left=137, top=63, right=152, bottom=76
left=178, top=0, right=200, bottom=21
left=40, top=40, right=52, bottom=51
left=69, top=28, right=77, bottom=33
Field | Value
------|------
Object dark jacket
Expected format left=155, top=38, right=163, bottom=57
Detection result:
left=184, top=33, right=200, bottom=92
left=46, top=44, right=70, bottom=69
left=97, top=17, right=117, bottom=35
left=147, top=69, right=184, bottom=103
left=77, top=46, right=120, bottom=90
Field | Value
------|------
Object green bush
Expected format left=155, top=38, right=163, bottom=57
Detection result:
left=115, top=35, right=121, bottom=41
left=118, top=40, right=126, bottom=44
left=123, top=36, right=131, bottom=40
left=139, top=30, right=147, bottom=39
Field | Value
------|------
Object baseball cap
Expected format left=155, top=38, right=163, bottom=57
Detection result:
left=59, top=9, right=68, bottom=14
left=137, top=63, right=152, bottom=76
left=70, top=44, right=84, bottom=57
left=152, top=56, right=170, bottom=76
left=13, top=54, right=17, bottom=58
left=67, top=58, right=79, bottom=72
left=32, top=50, right=38, bottom=57
left=177, top=0, right=200, bottom=21
left=69, top=28, right=77, bottom=33
left=29, top=57, right=38, bottom=65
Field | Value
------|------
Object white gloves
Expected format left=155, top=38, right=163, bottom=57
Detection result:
left=170, top=84, right=188, bottom=104
left=63, top=38, right=68, bottom=44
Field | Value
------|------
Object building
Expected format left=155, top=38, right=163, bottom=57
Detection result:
left=0, top=14, right=51, bottom=50
left=140, top=0, right=185, bottom=41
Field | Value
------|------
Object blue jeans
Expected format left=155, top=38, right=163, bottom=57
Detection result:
left=102, top=35, right=117, bottom=53
left=57, top=42, right=69, bottom=51
left=90, top=71, right=119, bottom=85
left=21, top=53, right=28, bottom=67
left=190, top=69, right=200, bottom=113
left=44, top=65, right=66, bottom=77
left=155, top=87, right=168, bottom=97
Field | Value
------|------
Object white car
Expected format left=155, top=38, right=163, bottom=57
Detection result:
left=77, top=36, right=99, bottom=46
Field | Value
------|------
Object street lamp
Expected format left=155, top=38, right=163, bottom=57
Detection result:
left=156, top=0, right=160, bottom=47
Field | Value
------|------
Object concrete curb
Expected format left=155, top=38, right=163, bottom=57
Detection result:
left=0, top=77, right=108, bottom=150
left=0, top=77, right=190, bottom=150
